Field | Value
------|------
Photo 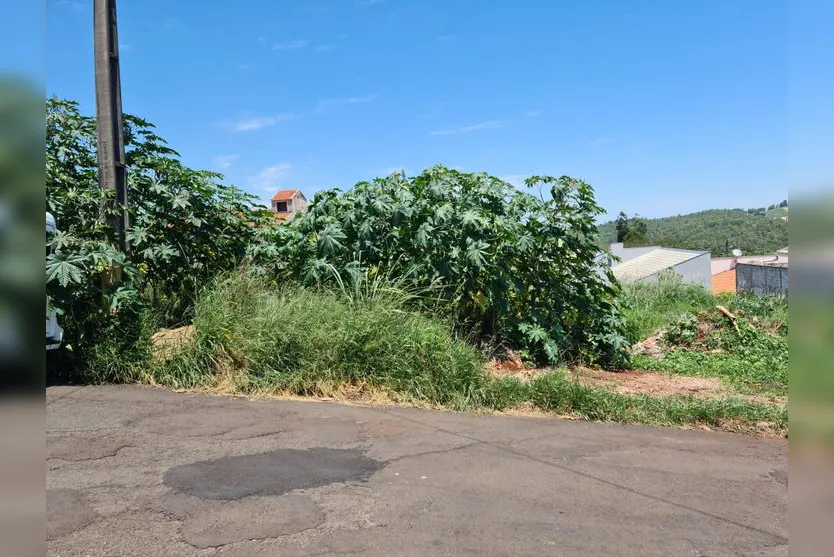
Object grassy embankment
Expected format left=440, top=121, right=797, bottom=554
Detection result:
left=87, top=273, right=787, bottom=436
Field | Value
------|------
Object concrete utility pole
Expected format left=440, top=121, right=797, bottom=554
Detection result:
left=94, top=0, right=128, bottom=252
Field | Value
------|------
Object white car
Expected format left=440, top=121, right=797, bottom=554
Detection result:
left=46, top=212, right=63, bottom=351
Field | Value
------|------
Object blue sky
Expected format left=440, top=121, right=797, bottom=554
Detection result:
left=43, top=0, right=830, bottom=219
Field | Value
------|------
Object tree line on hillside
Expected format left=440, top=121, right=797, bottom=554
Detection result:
left=599, top=207, right=789, bottom=257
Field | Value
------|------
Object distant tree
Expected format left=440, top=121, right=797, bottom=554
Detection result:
left=623, top=216, right=649, bottom=246
left=768, top=204, right=776, bottom=211
left=615, top=211, right=629, bottom=242
left=779, top=199, right=788, bottom=208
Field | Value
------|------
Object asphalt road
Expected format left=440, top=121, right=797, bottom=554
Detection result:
left=47, top=385, right=787, bottom=556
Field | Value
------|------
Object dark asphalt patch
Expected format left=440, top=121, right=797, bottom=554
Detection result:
left=163, top=447, right=383, bottom=500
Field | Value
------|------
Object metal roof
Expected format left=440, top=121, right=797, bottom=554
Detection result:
left=612, top=248, right=706, bottom=283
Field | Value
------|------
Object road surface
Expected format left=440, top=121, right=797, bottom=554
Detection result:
left=47, top=385, right=787, bottom=556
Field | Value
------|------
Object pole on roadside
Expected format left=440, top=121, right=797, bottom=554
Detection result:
left=94, top=0, right=128, bottom=254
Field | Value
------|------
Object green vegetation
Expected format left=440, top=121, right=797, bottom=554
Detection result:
left=89, top=273, right=783, bottom=435
left=47, top=97, right=629, bottom=373
left=623, top=273, right=787, bottom=397
left=148, top=273, right=487, bottom=408
left=484, top=373, right=784, bottom=432
left=258, top=166, right=631, bottom=368
left=614, top=211, right=650, bottom=246
left=46, top=98, right=278, bottom=374
left=598, top=206, right=789, bottom=256
left=766, top=205, right=788, bottom=218
left=621, top=271, right=717, bottom=344
left=47, top=98, right=787, bottom=436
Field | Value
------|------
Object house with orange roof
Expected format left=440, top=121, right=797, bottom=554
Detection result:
left=270, top=189, right=308, bottom=221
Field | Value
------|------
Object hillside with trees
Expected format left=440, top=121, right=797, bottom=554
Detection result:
left=598, top=203, right=788, bottom=257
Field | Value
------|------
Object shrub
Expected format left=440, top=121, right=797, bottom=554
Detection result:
left=46, top=98, right=278, bottom=373
left=267, top=166, right=630, bottom=367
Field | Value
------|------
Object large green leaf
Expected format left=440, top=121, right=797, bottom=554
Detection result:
left=46, top=252, right=85, bottom=287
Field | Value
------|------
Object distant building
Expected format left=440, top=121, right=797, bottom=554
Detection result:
left=736, top=259, right=788, bottom=296
left=270, top=189, right=308, bottom=221
left=710, top=253, right=789, bottom=295
left=608, top=243, right=712, bottom=289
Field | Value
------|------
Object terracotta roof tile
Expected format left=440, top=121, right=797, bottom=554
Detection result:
left=271, top=189, right=300, bottom=202
left=711, top=269, right=736, bottom=294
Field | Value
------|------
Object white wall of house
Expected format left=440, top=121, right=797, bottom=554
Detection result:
left=293, top=194, right=309, bottom=213
left=640, top=252, right=712, bottom=290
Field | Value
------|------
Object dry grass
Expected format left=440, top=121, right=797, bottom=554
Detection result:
left=150, top=325, right=194, bottom=363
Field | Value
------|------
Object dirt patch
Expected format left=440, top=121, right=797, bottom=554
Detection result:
left=489, top=356, right=728, bottom=399
left=487, top=362, right=548, bottom=383
left=496, top=401, right=577, bottom=420
left=632, top=306, right=747, bottom=358
left=258, top=381, right=401, bottom=406
left=487, top=352, right=550, bottom=383
left=151, top=325, right=194, bottom=362
left=569, top=367, right=729, bottom=398
left=489, top=360, right=730, bottom=399
left=631, top=328, right=666, bottom=357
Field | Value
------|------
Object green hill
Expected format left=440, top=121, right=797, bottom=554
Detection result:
left=597, top=208, right=789, bottom=257
left=766, top=206, right=789, bottom=218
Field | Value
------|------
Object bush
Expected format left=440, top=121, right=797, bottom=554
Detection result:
left=267, top=166, right=630, bottom=367
left=46, top=98, right=278, bottom=374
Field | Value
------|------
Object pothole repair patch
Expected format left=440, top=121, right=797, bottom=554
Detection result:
left=163, top=447, right=383, bottom=500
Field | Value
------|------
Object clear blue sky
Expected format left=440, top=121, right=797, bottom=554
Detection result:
left=44, top=0, right=831, bottom=220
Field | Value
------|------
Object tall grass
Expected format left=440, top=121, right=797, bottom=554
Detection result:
left=621, top=270, right=716, bottom=343
left=153, top=274, right=488, bottom=408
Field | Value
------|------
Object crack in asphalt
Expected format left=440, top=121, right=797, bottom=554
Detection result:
left=383, top=441, right=481, bottom=464
left=47, top=444, right=132, bottom=463
left=371, top=407, right=788, bottom=546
